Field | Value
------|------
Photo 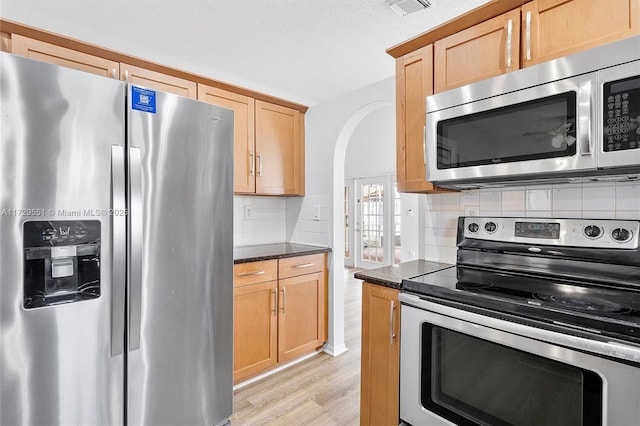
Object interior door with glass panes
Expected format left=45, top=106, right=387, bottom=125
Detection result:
left=344, top=182, right=354, bottom=268
left=355, top=177, right=392, bottom=269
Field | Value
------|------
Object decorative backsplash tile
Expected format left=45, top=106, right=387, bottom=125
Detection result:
left=423, top=181, right=640, bottom=264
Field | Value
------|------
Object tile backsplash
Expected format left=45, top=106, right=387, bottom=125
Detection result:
left=424, top=181, right=640, bottom=264
left=233, top=195, right=331, bottom=247
left=234, top=196, right=287, bottom=246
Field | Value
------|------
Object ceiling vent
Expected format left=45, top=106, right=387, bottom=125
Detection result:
left=386, top=0, right=431, bottom=16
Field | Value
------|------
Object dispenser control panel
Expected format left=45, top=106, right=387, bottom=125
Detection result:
left=23, top=220, right=101, bottom=309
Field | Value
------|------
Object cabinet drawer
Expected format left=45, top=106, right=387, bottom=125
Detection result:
left=278, top=253, right=325, bottom=279
left=234, top=260, right=278, bottom=287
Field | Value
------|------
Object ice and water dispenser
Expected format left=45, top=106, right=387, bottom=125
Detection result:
left=23, top=220, right=101, bottom=309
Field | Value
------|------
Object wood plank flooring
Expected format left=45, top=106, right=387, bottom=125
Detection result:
left=230, top=268, right=363, bottom=425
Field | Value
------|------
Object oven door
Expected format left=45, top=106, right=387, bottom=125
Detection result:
left=399, top=294, right=640, bottom=426
left=425, top=73, right=597, bottom=186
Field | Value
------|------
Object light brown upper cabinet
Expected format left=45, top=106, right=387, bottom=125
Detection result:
left=521, top=0, right=640, bottom=67
left=1, top=32, right=11, bottom=52
left=198, top=87, right=305, bottom=196
left=254, top=100, right=305, bottom=196
left=198, top=85, right=256, bottom=193
left=11, top=34, right=120, bottom=78
left=121, top=63, right=196, bottom=99
left=10, top=35, right=197, bottom=99
left=396, top=44, right=444, bottom=193
left=434, top=8, right=521, bottom=93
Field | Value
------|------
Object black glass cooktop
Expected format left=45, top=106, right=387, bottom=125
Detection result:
left=403, top=266, right=640, bottom=344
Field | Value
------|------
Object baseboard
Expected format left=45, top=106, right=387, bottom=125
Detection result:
left=323, top=342, right=348, bottom=357
left=233, top=351, right=323, bottom=390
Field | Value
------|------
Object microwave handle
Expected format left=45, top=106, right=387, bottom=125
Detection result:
left=578, top=80, right=592, bottom=156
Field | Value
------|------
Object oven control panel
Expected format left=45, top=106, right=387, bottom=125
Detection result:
left=463, top=217, right=639, bottom=248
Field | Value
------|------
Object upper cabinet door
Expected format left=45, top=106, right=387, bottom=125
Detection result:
left=255, top=100, right=304, bottom=196
left=121, top=63, right=197, bottom=99
left=522, top=0, right=640, bottom=67
left=198, top=85, right=256, bottom=194
left=1, top=32, right=11, bottom=52
left=11, top=34, right=119, bottom=78
left=396, top=44, right=441, bottom=193
left=434, top=8, right=521, bottom=93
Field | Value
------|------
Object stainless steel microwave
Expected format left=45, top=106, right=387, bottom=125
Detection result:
left=425, top=36, right=640, bottom=189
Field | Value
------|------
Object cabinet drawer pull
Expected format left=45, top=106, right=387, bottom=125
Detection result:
left=237, top=270, right=266, bottom=277
left=293, top=262, right=314, bottom=269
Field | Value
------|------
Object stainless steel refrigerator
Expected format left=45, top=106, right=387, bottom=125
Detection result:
left=0, top=52, right=234, bottom=426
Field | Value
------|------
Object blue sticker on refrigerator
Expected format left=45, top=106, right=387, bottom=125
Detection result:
left=131, top=86, right=157, bottom=113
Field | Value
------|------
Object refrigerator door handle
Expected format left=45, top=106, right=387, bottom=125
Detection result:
left=111, top=146, right=127, bottom=356
left=128, top=147, right=143, bottom=351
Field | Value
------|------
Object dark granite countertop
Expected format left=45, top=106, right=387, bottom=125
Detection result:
left=234, top=242, right=331, bottom=264
left=353, top=259, right=454, bottom=290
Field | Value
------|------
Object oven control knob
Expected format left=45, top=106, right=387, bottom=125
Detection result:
left=468, top=222, right=479, bottom=233
left=611, top=227, right=632, bottom=242
left=583, top=225, right=602, bottom=239
left=484, top=222, right=497, bottom=233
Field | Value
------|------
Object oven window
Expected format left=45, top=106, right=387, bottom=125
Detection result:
left=437, top=92, right=577, bottom=169
left=421, top=325, right=602, bottom=426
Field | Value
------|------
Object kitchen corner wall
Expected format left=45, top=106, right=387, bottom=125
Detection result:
left=422, top=181, right=640, bottom=264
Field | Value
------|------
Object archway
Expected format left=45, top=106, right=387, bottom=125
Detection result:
left=326, top=100, right=394, bottom=355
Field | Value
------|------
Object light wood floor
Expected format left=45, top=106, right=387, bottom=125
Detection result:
left=229, top=268, right=362, bottom=425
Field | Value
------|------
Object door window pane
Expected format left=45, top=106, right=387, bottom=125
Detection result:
left=360, top=183, right=384, bottom=264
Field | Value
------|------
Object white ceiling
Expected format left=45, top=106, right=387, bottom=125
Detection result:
left=1, top=0, right=490, bottom=106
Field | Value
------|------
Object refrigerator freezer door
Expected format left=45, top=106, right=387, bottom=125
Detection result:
left=126, top=85, right=234, bottom=425
left=0, top=53, right=126, bottom=425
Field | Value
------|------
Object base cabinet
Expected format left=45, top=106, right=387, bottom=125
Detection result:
left=233, top=253, right=327, bottom=384
left=360, top=282, right=400, bottom=426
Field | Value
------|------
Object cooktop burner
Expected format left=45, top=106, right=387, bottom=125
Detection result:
left=532, top=293, right=633, bottom=315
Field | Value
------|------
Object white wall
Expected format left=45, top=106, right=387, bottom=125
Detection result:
left=344, top=106, right=395, bottom=179
left=422, top=182, right=640, bottom=264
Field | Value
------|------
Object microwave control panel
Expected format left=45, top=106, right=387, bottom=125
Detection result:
left=603, top=74, right=640, bottom=152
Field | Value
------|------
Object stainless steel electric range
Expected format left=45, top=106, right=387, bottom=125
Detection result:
left=400, top=217, right=640, bottom=426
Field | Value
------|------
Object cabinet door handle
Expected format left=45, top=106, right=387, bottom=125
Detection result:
left=506, top=19, right=513, bottom=69
left=423, top=126, right=427, bottom=167
left=273, top=287, right=278, bottom=314
left=257, top=153, right=263, bottom=177
left=237, top=270, right=265, bottom=277
left=124, top=69, right=129, bottom=82
left=293, top=262, right=314, bottom=269
left=525, top=11, right=532, bottom=62
left=281, top=287, right=286, bottom=313
left=390, top=300, right=397, bottom=345
left=111, top=68, right=117, bottom=79
left=249, top=152, right=255, bottom=177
